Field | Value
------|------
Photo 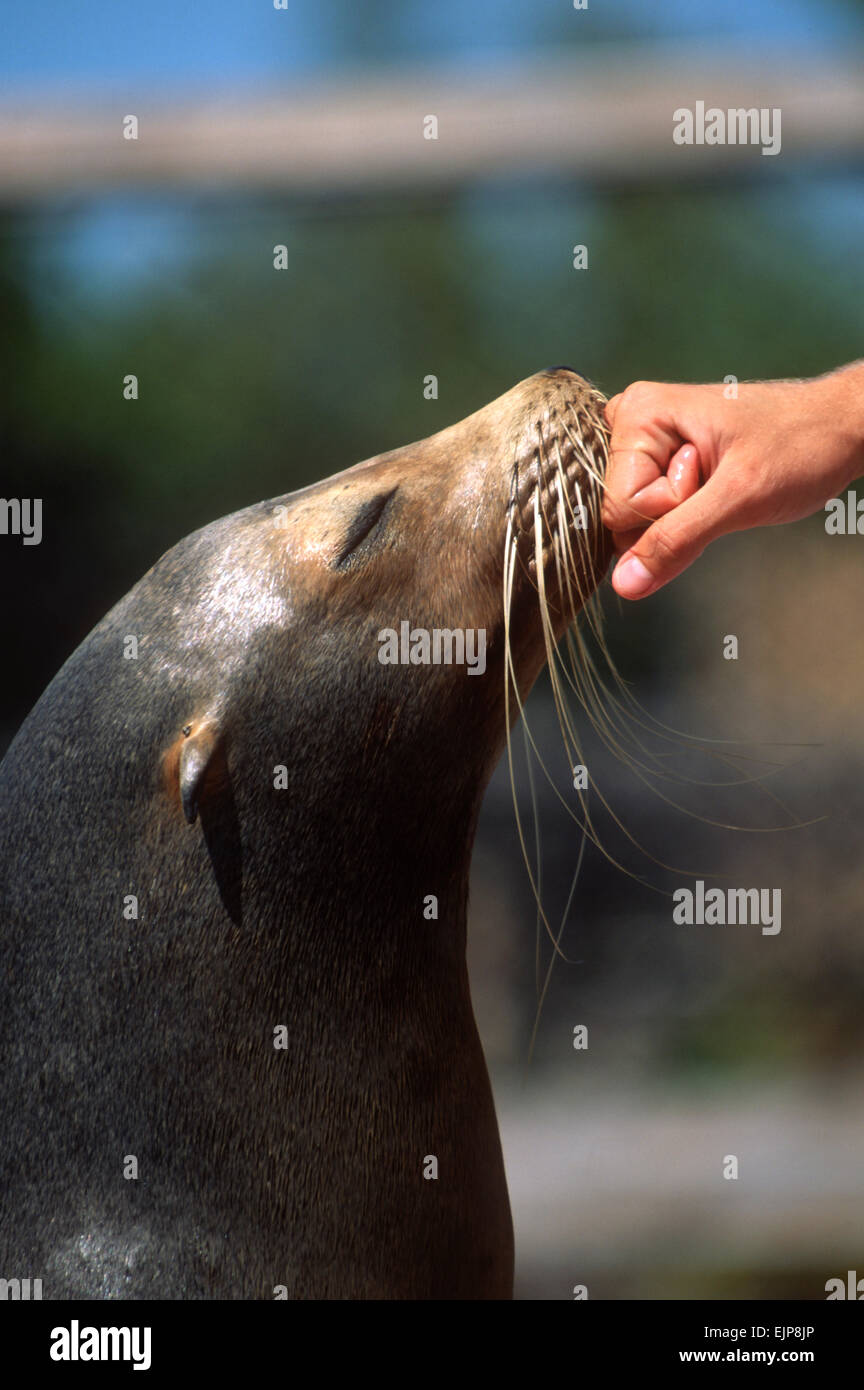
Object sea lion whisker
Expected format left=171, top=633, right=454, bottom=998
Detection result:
left=527, top=820, right=589, bottom=1067
left=504, top=499, right=710, bottom=894
left=503, top=521, right=584, bottom=963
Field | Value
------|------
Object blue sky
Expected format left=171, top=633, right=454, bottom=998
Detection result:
left=3, top=0, right=860, bottom=95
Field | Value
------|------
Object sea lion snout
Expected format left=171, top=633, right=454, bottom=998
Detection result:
left=274, top=367, right=610, bottom=624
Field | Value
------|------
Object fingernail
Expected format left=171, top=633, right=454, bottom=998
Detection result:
left=614, top=555, right=654, bottom=597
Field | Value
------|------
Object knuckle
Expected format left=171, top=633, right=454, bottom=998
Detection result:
left=619, top=380, right=655, bottom=412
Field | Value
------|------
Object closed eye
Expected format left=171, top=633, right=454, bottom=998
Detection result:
left=333, top=488, right=398, bottom=568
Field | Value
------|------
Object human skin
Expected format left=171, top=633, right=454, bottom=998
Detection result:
left=602, top=362, right=864, bottom=599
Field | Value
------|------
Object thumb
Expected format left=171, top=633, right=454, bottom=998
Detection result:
left=610, top=477, right=734, bottom=599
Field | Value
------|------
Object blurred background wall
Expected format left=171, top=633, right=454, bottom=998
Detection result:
left=3, top=0, right=864, bottom=1299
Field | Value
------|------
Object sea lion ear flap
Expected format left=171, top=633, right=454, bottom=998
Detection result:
left=178, top=722, right=221, bottom=825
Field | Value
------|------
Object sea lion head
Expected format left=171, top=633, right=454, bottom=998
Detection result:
left=276, top=364, right=610, bottom=692
left=170, top=367, right=611, bottom=901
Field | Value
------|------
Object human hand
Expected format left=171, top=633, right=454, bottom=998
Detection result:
left=602, top=364, right=864, bottom=599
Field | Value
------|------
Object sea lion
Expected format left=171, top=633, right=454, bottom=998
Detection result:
left=0, top=366, right=611, bottom=1300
